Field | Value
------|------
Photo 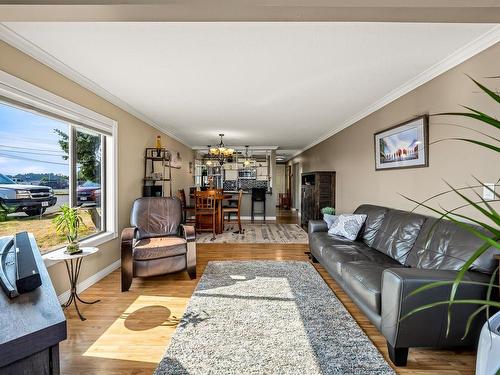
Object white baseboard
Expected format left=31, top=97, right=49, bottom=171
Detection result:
left=240, top=216, right=277, bottom=221
left=57, top=259, right=120, bottom=304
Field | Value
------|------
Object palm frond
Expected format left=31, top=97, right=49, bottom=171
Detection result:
left=401, top=299, right=500, bottom=322
left=432, top=112, right=500, bottom=130
left=467, top=74, right=500, bottom=104
left=407, top=280, right=500, bottom=298
left=431, top=138, right=500, bottom=153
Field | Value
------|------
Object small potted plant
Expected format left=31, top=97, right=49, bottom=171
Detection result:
left=321, top=207, right=335, bottom=216
left=54, top=204, right=84, bottom=255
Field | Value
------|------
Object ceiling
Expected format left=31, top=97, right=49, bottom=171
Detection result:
left=1, top=22, right=498, bottom=155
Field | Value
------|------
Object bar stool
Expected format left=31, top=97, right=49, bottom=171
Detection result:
left=223, top=190, right=243, bottom=233
left=251, top=187, right=266, bottom=222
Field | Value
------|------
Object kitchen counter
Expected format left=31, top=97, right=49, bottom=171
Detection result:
left=223, top=190, right=272, bottom=194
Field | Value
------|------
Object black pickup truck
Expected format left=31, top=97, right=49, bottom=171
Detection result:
left=0, top=174, right=57, bottom=216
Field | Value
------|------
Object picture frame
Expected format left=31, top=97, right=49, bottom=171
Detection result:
left=169, top=151, right=182, bottom=169
left=374, top=115, right=429, bottom=171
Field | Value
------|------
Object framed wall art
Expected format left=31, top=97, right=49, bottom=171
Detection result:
left=374, top=115, right=429, bottom=171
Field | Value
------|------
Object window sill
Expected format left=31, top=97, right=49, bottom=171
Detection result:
left=43, top=230, right=118, bottom=268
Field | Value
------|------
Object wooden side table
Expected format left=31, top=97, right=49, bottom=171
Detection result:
left=46, top=247, right=100, bottom=321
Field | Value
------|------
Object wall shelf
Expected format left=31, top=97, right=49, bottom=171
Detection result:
left=143, top=147, right=173, bottom=197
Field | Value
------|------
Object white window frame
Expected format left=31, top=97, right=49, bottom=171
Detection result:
left=0, top=70, right=118, bottom=266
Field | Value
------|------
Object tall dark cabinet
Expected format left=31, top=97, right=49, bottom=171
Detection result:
left=300, top=171, right=336, bottom=227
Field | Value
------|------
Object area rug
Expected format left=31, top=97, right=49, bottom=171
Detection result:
left=154, top=261, right=394, bottom=375
left=195, top=223, right=308, bottom=244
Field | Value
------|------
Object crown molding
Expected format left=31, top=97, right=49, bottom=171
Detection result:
left=289, top=24, right=500, bottom=160
left=0, top=23, right=192, bottom=148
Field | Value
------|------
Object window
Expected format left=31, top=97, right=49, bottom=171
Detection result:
left=0, top=71, right=117, bottom=256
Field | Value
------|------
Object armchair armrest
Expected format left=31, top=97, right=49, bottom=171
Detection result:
left=121, top=227, right=137, bottom=292
left=308, top=220, right=328, bottom=234
left=381, top=267, right=491, bottom=349
left=180, top=224, right=196, bottom=242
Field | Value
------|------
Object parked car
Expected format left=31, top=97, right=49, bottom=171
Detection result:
left=77, top=181, right=101, bottom=206
left=0, top=173, right=57, bottom=216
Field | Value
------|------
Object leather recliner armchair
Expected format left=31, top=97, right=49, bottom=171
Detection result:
left=121, top=197, right=196, bottom=292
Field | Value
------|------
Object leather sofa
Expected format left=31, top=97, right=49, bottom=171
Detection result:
left=121, top=197, right=196, bottom=292
left=308, top=204, right=497, bottom=366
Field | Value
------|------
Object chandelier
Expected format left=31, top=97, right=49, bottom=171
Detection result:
left=242, top=145, right=255, bottom=168
left=207, top=134, right=234, bottom=165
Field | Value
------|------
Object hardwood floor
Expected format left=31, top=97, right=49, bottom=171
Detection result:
left=60, top=210, right=476, bottom=374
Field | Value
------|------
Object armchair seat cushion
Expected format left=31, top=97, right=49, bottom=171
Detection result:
left=133, top=237, right=187, bottom=260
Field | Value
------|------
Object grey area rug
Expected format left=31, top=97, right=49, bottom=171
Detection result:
left=155, top=261, right=394, bottom=375
left=196, top=224, right=308, bottom=244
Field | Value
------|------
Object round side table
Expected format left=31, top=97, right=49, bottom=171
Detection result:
left=46, top=247, right=100, bottom=321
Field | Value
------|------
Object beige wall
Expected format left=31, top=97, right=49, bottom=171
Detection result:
left=0, top=41, right=195, bottom=295
left=288, top=43, right=500, bottom=219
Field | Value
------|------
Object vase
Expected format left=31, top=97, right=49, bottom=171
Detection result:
left=476, top=310, right=500, bottom=375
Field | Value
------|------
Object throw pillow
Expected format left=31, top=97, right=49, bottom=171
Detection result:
left=323, top=214, right=338, bottom=229
left=328, top=214, right=367, bottom=241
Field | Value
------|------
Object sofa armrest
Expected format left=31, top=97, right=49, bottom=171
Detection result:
left=180, top=224, right=196, bottom=242
left=121, top=227, right=137, bottom=292
left=308, top=220, right=328, bottom=234
left=381, top=267, right=491, bottom=349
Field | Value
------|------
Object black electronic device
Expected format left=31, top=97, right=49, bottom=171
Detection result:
left=15, top=231, right=42, bottom=294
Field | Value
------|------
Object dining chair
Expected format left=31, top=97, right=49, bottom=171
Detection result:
left=194, top=190, right=217, bottom=240
left=177, top=188, right=195, bottom=224
left=223, top=189, right=243, bottom=234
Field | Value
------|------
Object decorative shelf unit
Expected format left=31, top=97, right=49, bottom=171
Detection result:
left=143, top=148, right=173, bottom=197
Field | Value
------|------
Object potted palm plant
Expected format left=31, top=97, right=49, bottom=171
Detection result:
left=401, top=75, right=499, bottom=373
left=54, top=204, right=84, bottom=255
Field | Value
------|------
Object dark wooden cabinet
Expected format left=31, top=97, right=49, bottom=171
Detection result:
left=300, top=171, right=336, bottom=227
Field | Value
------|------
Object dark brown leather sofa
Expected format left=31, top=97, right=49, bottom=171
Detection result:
left=121, top=197, right=196, bottom=292
left=308, top=204, right=497, bottom=366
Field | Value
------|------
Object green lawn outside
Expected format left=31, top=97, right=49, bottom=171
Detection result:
left=0, top=210, right=97, bottom=254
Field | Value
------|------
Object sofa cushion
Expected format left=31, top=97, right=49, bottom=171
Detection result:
left=133, top=236, right=187, bottom=260
left=371, top=209, right=426, bottom=264
left=406, top=217, right=497, bottom=274
left=312, top=234, right=400, bottom=277
left=327, top=214, right=367, bottom=240
left=354, top=205, right=388, bottom=247
left=321, top=241, right=370, bottom=276
left=342, top=261, right=404, bottom=314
